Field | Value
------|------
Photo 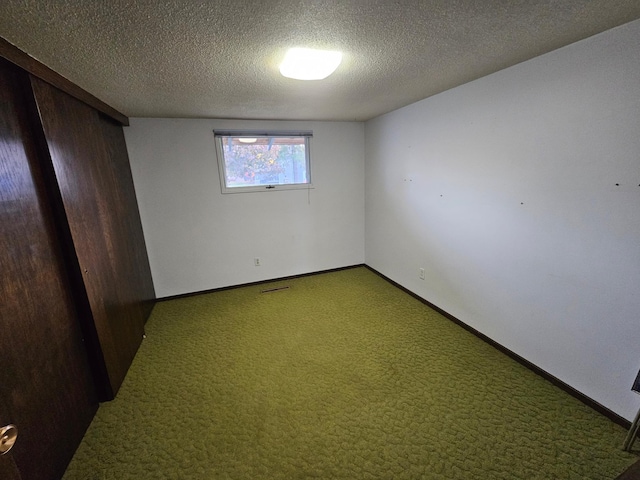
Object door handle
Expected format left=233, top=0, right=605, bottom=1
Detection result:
left=0, top=425, right=18, bottom=455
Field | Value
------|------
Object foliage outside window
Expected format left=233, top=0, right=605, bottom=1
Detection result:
left=214, top=131, right=312, bottom=193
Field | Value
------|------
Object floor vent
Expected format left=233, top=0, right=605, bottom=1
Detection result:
left=261, top=286, right=290, bottom=294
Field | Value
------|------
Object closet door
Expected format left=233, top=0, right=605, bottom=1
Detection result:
left=0, top=59, right=97, bottom=479
left=0, top=402, right=20, bottom=480
left=0, top=453, right=20, bottom=480
left=30, top=76, right=154, bottom=400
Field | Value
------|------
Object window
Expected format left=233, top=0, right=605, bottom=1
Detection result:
left=214, top=130, right=312, bottom=193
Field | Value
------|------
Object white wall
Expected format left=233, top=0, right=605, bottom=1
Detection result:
left=125, top=119, right=364, bottom=297
left=365, top=19, right=640, bottom=420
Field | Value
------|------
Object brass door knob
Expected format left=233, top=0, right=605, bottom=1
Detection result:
left=0, top=425, right=18, bottom=455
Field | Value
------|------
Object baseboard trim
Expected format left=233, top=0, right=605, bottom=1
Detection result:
left=157, top=262, right=630, bottom=429
left=364, top=265, right=631, bottom=430
left=157, top=264, right=365, bottom=302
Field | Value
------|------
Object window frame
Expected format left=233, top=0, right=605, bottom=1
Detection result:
left=214, top=130, right=313, bottom=194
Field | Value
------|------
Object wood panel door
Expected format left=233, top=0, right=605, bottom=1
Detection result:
left=0, top=59, right=97, bottom=479
left=30, top=77, right=154, bottom=400
left=0, top=399, right=21, bottom=480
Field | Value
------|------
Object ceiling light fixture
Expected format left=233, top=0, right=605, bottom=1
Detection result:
left=238, top=138, right=257, bottom=143
left=279, top=48, right=342, bottom=81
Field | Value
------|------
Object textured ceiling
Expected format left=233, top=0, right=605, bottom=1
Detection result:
left=1, top=1, right=639, bottom=121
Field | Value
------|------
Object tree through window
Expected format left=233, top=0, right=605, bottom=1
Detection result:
left=214, top=131, right=312, bottom=193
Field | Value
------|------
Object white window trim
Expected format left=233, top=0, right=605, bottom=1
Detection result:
left=214, top=130, right=314, bottom=194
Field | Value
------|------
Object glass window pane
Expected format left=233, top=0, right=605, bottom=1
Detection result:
left=217, top=135, right=310, bottom=191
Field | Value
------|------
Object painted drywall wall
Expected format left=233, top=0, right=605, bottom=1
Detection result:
left=365, top=19, right=640, bottom=420
left=125, top=119, right=364, bottom=297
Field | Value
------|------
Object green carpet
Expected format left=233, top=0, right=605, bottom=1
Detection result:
left=63, top=267, right=637, bottom=479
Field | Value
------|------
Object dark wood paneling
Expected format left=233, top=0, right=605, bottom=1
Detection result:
left=617, top=459, right=640, bottom=480
left=0, top=397, right=21, bottom=480
left=0, top=37, right=129, bottom=126
left=0, top=449, right=21, bottom=480
left=0, top=58, right=97, bottom=479
left=98, top=114, right=155, bottom=323
left=29, top=76, right=155, bottom=400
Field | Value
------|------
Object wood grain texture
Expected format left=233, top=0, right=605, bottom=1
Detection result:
left=29, top=76, right=155, bottom=400
left=0, top=37, right=129, bottom=126
left=0, top=58, right=97, bottom=480
left=617, top=460, right=640, bottom=480
left=98, top=114, right=155, bottom=323
left=0, top=452, right=21, bottom=480
left=0, top=396, right=21, bottom=480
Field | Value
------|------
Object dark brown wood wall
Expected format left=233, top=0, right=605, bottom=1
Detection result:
left=1, top=37, right=155, bottom=478
left=0, top=58, right=98, bottom=480
left=29, top=76, right=155, bottom=399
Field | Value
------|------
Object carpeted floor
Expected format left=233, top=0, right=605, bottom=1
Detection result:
left=63, top=267, right=637, bottom=479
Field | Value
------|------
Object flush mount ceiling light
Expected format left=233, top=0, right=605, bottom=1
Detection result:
left=238, top=138, right=257, bottom=143
left=279, top=48, right=343, bottom=80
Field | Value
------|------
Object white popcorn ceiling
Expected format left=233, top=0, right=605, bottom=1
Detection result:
left=0, top=0, right=639, bottom=121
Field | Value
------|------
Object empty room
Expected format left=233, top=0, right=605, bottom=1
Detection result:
left=1, top=1, right=639, bottom=479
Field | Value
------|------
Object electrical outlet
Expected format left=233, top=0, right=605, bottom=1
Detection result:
left=419, top=268, right=425, bottom=280
left=254, top=257, right=261, bottom=266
